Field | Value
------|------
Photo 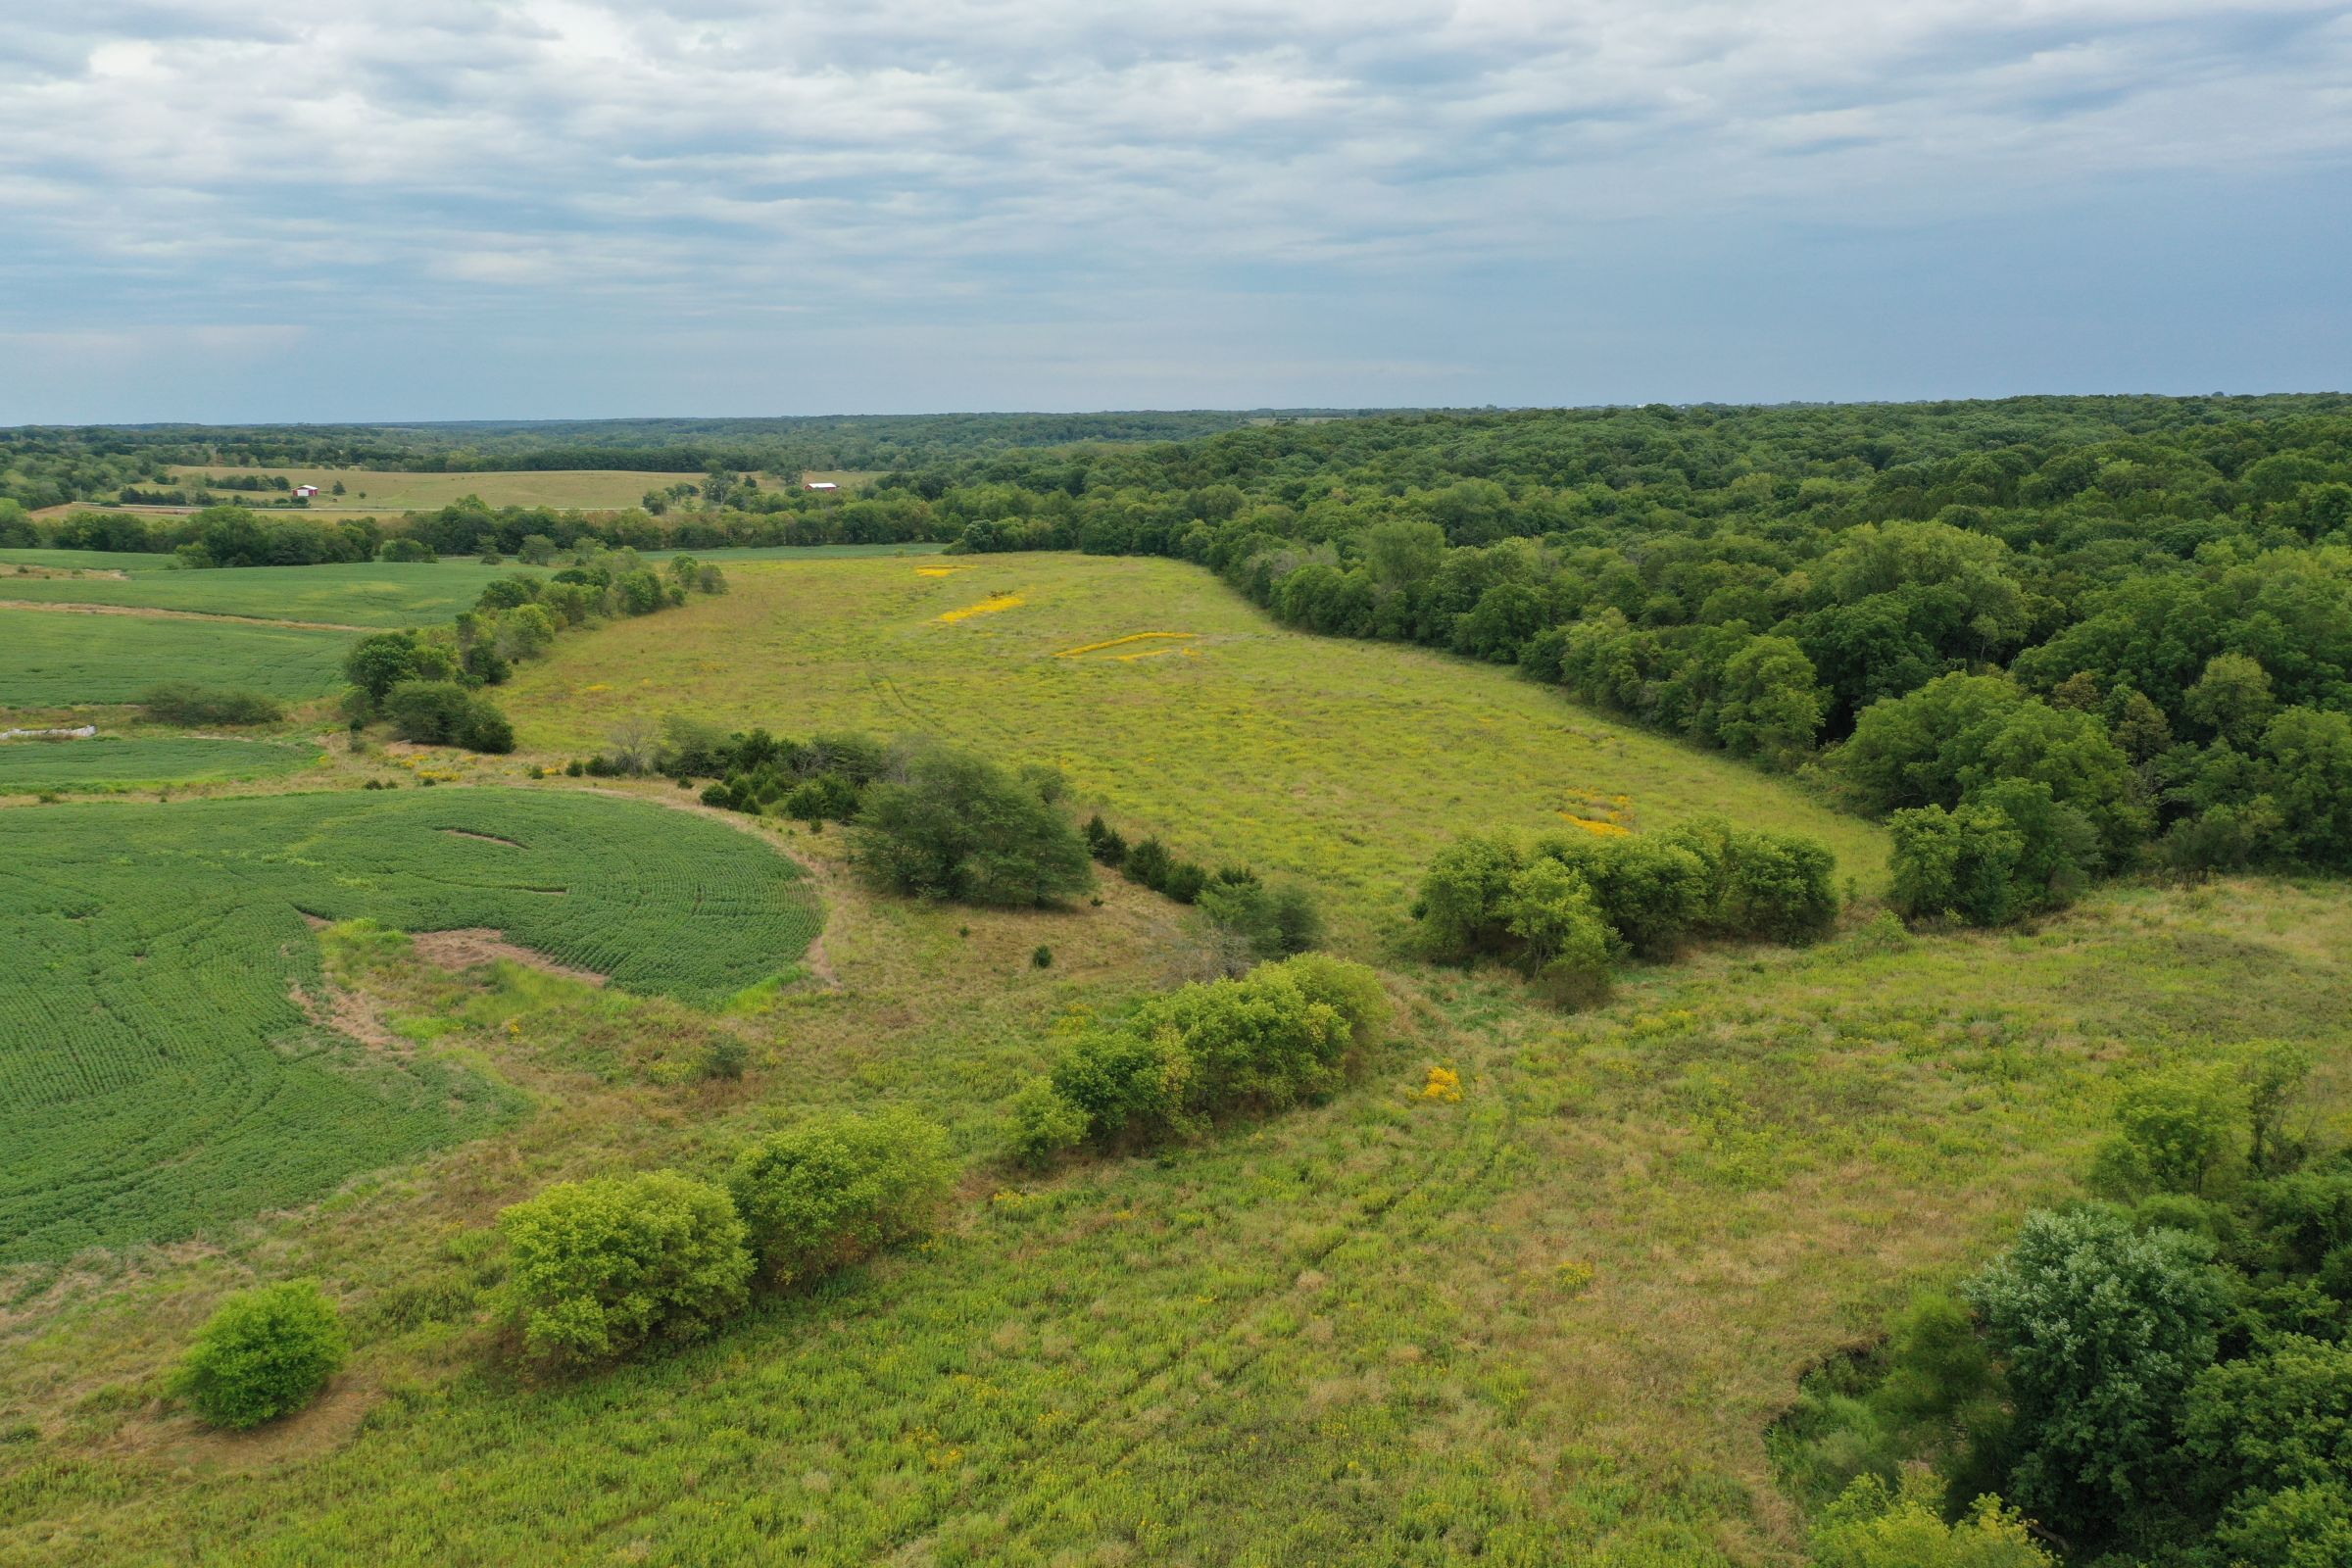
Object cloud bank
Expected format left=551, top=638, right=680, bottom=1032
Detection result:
left=2, top=1, right=2347, bottom=419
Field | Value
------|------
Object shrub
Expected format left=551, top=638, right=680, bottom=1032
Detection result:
left=1890, top=780, right=2097, bottom=926
left=1044, top=956, right=1388, bottom=1153
left=1413, top=831, right=1523, bottom=958
left=1161, top=859, right=1208, bottom=904
left=1533, top=833, right=1708, bottom=959
left=136, top=682, right=284, bottom=727
left=1809, top=1471, right=2055, bottom=1568
left=380, top=681, right=514, bottom=755
left=851, top=744, right=1094, bottom=906
left=698, top=1037, right=751, bottom=1083
left=376, top=536, right=436, bottom=563
left=1031, top=944, right=1053, bottom=968
left=170, top=1279, right=348, bottom=1430
left=1199, top=877, right=1325, bottom=959
left=497, top=1170, right=753, bottom=1365
left=726, top=1110, right=955, bottom=1289
left=1008, top=1077, right=1091, bottom=1167
left=1122, top=836, right=1173, bottom=891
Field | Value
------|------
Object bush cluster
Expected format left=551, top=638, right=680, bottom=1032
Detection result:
left=1085, top=815, right=1325, bottom=959
left=338, top=550, right=720, bottom=756
left=496, top=1110, right=954, bottom=1368
left=1412, top=818, right=1838, bottom=1005
left=1011, top=955, right=1389, bottom=1165
left=1781, top=1044, right=2352, bottom=1564
left=135, top=682, right=284, bottom=727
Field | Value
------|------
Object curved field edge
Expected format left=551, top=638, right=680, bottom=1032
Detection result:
left=501, top=552, right=1889, bottom=939
left=0, top=787, right=821, bottom=1261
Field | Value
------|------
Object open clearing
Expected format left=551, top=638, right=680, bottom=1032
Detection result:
left=0, top=735, right=320, bottom=793
left=1, top=609, right=356, bottom=707
left=0, top=788, right=818, bottom=1262
left=162, top=467, right=708, bottom=511
left=506, top=552, right=1889, bottom=937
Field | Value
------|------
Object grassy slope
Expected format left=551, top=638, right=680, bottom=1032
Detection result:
left=504, top=553, right=1888, bottom=938
left=1, top=610, right=355, bottom=706
left=6, top=857, right=2344, bottom=1565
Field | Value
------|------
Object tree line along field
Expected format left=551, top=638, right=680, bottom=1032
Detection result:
left=0, top=736, right=320, bottom=794
left=1, top=609, right=357, bottom=705
left=0, top=789, right=820, bottom=1262
left=503, top=551, right=1890, bottom=936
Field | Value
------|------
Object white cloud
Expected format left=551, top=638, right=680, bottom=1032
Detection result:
left=0, top=2, right=2345, bottom=414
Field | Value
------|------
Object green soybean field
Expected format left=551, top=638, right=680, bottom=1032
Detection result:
left=0, top=560, right=558, bottom=628
left=0, top=788, right=821, bottom=1261
left=0, top=735, right=321, bottom=793
left=0, top=609, right=357, bottom=707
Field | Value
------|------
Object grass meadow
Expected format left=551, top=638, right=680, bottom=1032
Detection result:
left=503, top=553, right=1889, bottom=940
left=4, top=819, right=2342, bottom=1562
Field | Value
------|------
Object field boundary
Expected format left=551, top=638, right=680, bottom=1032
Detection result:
left=0, top=599, right=373, bottom=633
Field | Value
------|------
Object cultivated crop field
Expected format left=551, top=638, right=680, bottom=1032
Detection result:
left=506, top=553, right=1890, bottom=935
left=162, top=466, right=709, bottom=511
left=0, top=735, right=320, bottom=793
left=0, top=608, right=357, bottom=706
left=0, top=788, right=819, bottom=1261
left=0, top=560, right=555, bottom=628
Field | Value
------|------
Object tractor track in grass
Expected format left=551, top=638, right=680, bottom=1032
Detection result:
left=0, top=599, right=374, bottom=633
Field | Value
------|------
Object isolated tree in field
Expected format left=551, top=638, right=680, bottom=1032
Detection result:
left=1413, top=831, right=1523, bottom=958
left=171, top=1279, right=347, bottom=1430
left=343, top=633, right=423, bottom=709
left=498, top=1170, right=752, bottom=1366
left=851, top=745, right=1093, bottom=906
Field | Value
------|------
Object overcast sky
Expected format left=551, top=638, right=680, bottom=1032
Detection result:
left=2, top=1, right=2348, bottom=423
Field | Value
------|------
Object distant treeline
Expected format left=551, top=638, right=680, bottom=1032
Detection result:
left=0, top=411, right=1375, bottom=508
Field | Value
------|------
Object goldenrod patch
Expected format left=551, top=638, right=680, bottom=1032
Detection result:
left=936, top=593, right=1025, bottom=623
left=1054, top=631, right=1197, bottom=658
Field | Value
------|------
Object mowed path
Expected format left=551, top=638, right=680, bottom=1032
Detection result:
left=504, top=553, right=1889, bottom=942
left=0, top=599, right=374, bottom=632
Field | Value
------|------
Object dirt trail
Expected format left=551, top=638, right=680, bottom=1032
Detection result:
left=409, top=928, right=610, bottom=986
left=0, top=599, right=373, bottom=632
